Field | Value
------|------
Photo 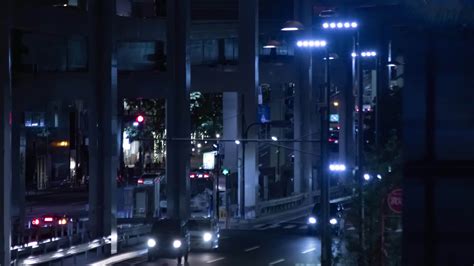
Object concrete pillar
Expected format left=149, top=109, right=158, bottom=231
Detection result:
left=0, top=0, right=12, bottom=263
left=223, top=92, right=239, bottom=174
left=292, top=0, right=314, bottom=194
left=339, top=55, right=355, bottom=176
left=11, top=114, right=26, bottom=223
left=166, top=0, right=191, bottom=220
left=88, top=0, right=118, bottom=253
left=239, top=0, right=259, bottom=218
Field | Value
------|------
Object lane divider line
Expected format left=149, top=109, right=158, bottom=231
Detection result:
left=301, top=247, right=316, bottom=254
left=244, top=246, right=260, bottom=252
left=207, top=257, right=225, bottom=263
left=269, top=258, right=285, bottom=265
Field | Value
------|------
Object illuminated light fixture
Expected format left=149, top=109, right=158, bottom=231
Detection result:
left=263, top=40, right=280, bottom=49
left=281, top=20, right=304, bottom=31
left=323, top=21, right=358, bottom=30
left=147, top=239, right=156, bottom=248
left=377, top=174, right=382, bottom=180
left=203, top=232, right=212, bottom=242
left=329, top=163, right=346, bottom=172
left=296, top=39, right=327, bottom=48
left=197, top=143, right=202, bottom=148
left=235, top=140, right=241, bottom=145
left=351, top=52, right=357, bottom=57
left=173, top=240, right=182, bottom=249
left=333, top=101, right=339, bottom=107
left=133, top=121, right=139, bottom=127
left=215, top=133, right=221, bottom=138
left=271, top=136, right=278, bottom=141
left=136, top=115, right=145, bottom=123
left=330, top=218, right=338, bottom=225
left=364, top=173, right=371, bottom=180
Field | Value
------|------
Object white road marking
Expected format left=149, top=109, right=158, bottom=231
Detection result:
left=301, top=247, right=316, bottom=254
left=269, top=258, right=285, bottom=265
left=207, top=257, right=225, bottom=263
left=268, top=224, right=281, bottom=229
left=299, top=225, right=308, bottom=230
left=244, top=246, right=260, bottom=252
left=89, top=248, right=147, bottom=266
left=253, top=223, right=267, bottom=229
left=283, top=224, right=297, bottom=229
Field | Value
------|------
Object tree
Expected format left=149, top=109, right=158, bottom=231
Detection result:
left=339, top=133, right=402, bottom=266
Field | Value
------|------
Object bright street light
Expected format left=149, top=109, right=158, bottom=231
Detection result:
left=322, top=21, right=358, bottom=30
left=352, top=51, right=377, bottom=58
left=281, top=20, right=304, bottom=31
left=377, top=174, right=382, bottom=180
left=215, top=133, right=221, bottom=138
left=363, top=173, right=371, bottom=180
left=271, top=136, right=278, bottom=141
left=329, top=164, right=346, bottom=172
left=235, top=140, right=241, bottom=145
left=296, top=39, right=327, bottom=48
left=333, top=101, right=339, bottom=107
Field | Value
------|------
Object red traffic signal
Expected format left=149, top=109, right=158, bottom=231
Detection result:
left=136, top=115, right=145, bottom=123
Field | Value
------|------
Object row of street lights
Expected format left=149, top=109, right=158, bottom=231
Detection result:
left=261, top=18, right=374, bottom=266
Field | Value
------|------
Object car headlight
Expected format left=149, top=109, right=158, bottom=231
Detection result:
left=147, top=239, right=156, bottom=248
left=203, top=232, right=212, bottom=242
left=308, top=216, right=317, bottom=224
left=330, top=218, right=338, bottom=225
left=173, top=240, right=182, bottom=249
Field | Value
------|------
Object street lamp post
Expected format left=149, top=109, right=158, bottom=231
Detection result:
left=322, top=20, right=365, bottom=265
left=295, top=38, right=331, bottom=266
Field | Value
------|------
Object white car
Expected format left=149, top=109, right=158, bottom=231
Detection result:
left=188, top=218, right=219, bottom=250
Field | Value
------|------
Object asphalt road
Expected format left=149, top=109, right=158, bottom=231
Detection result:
left=111, top=229, right=326, bottom=266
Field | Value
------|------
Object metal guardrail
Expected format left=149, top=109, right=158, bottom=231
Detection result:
left=12, top=224, right=151, bottom=265
left=255, top=186, right=350, bottom=217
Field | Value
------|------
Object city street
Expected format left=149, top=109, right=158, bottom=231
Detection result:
left=108, top=229, right=325, bottom=266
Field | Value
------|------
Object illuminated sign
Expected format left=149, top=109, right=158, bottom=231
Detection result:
left=203, top=151, right=217, bottom=170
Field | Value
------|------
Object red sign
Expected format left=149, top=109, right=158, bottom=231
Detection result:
left=387, top=188, right=402, bottom=214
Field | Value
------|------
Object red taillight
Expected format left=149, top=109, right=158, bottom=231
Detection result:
left=32, top=218, right=40, bottom=226
left=137, top=178, right=144, bottom=184
left=328, top=138, right=335, bottom=142
left=44, top=217, right=54, bottom=222
left=190, top=174, right=195, bottom=178
left=204, top=174, right=210, bottom=178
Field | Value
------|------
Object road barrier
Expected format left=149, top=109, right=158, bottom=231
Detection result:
left=12, top=222, right=151, bottom=265
left=255, top=186, right=350, bottom=218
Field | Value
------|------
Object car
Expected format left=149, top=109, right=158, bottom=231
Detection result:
left=31, top=215, right=69, bottom=228
left=137, top=173, right=163, bottom=186
left=188, top=218, right=219, bottom=250
left=307, top=202, right=344, bottom=235
left=147, top=219, right=191, bottom=264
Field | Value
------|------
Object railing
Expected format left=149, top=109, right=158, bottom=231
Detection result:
left=255, top=186, right=351, bottom=218
left=12, top=222, right=151, bottom=265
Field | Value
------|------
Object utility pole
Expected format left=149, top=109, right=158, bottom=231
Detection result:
left=320, top=48, right=332, bottom=266
left=356, top=31, right=366, bottom=266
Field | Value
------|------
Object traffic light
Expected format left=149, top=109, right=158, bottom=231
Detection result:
left=133, top=115, right=145, bottom=127
left=136, top=115, right=145, bottom=123
left=222, top=168, right=230, bottom=176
